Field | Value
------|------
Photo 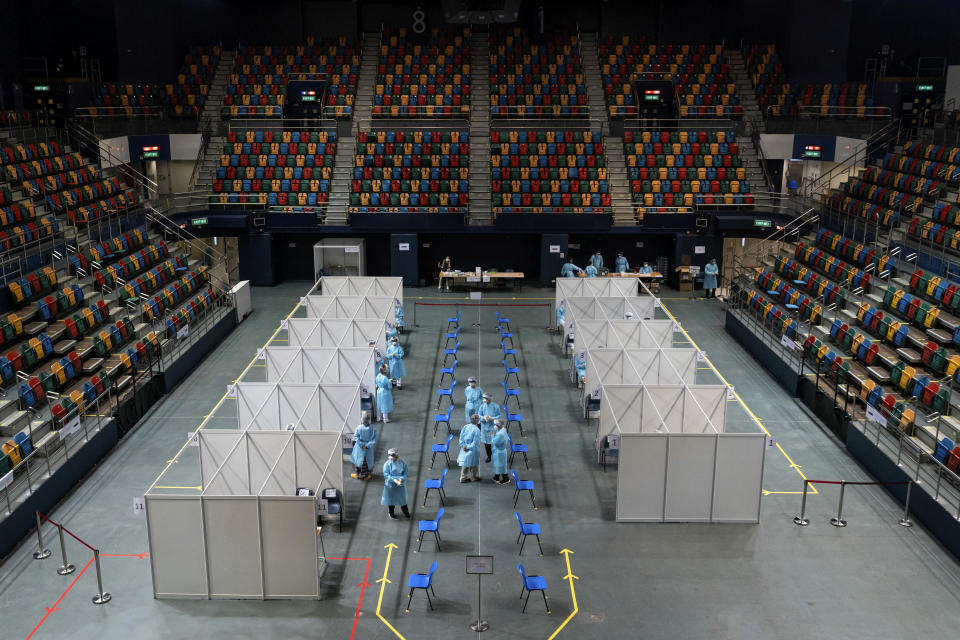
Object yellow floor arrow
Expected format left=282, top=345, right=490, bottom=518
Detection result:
left=375, top=543, right=406, bottom=639
left=547, top=549, right=579, bottom=640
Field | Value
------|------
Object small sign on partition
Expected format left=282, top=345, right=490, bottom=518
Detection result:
left=470, top=292, right=482, bottom=300
left=187, top=431, right=200, bottom=447
left=865, top=404, right=886, bottom=426
left=133, top=497, right=146, bottom=516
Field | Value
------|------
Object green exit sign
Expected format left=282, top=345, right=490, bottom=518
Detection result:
left=33, top=85, right=51, bottom=92
left=754, top=219, right=772, bottom=228
left=191, top=217, right=208, bottom=226
left=917, top=84, right=934, bottom=91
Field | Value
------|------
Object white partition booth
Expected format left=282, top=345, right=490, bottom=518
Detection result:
left=599, top=384, right=765, bottom=523
left=303, top=295, right=395, bottom=321
left=308, top=276, right=403, bottom=303
left=570, top=319, right=677, bottom=359
left=286, top=318, right=386, bottom=350
left=263, top=347, right=375, bottom=389
left=145, top=430, right=343, bottom=599
left=555, top=277, right=639, bottom=305
left=235, top=382, right=361, bottom=432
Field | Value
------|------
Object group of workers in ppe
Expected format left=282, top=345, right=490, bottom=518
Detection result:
left=458, top=378, right=510, bottom=483
left=560, top=250, right=653, bottom=278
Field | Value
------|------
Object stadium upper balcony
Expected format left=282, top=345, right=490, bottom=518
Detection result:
left=600, top=37, right=740, bottom=119
left=744, top=44, right=878, bottom=118
left=372, top=27, right=471, bottom=118
left=222, top=37, right=359, bottom=119
left=89, top=46, right=220, bottom=119
left=489, top=28, right=587, bottom=118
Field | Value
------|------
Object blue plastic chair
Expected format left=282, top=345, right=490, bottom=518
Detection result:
left=423, top=468, right=449, bottom=507
left=497, top=324, right=514, bottom=347
left=433, top=404, right=454, bottom=438
left=436, top=379, right=457, bottom=411
left=507, top=434, right=530, bottom=469
left=13, top=432, right=32, bottom=457
left=447, top=310, right=461, bottom=329
left=511, top=470, right=537, bottom=510
left=514, top=511, right=544, bottom=555
left=503, top=403, right=525, bottom=437
left=406, top=562, right=439, bottom=612
left=440, top=358, right=457, bottom=385
left=501, top=380, right=521, bottom=410
left=496, top=310, right=511, bottom=331
left=501, top=341, right=517, bottom=366
left=502, top=359, right=520, bottom=386
left=517, top=564, right=549, bottom=612
left=430, top=434, right=454, bottom=470
left=443, top=341, right=460, bottom=366
left=417, top=508, right=445, bottom=552
left=445, top=325, right=460, bottom=347
left=934, top=437, right=955, bottom=463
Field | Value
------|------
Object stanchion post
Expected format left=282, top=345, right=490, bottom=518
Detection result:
left=793, top=480, right=810, bottom=525
left=33, top=512, right=51, bottom=559
left=898, top=481, right=914, bottom=527
left=56, top=524, right=76, bottom=575
left=92, top=549, right=112, bottom=604
left=830, top=481, right=848, bottom=527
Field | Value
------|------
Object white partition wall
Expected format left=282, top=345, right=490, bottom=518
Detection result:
left=286, top=318, right=386, bottom=350
left=556, top=278, right=638, bottom=305
left=235, top=382, right=361, bottom=431
left=146, top=430, right=343, bottom=599
left=304, top=295, right=395, bottom=321
left=310, top=276, right=403, bottom=303
left=263, top=347, right=375, bottom=392
left=572, top=320, right=678, bottom=354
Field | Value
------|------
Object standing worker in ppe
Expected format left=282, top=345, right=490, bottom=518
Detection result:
left=585, top=263, right=598, bottom=277
left=438, top=256, right=453, bottom=291
left=560, top=258, right=582, bottom=278
left=457, top=415, right=482, bottom=482
left=477, top=393, right=502, bottom=462
left=615, top=252, right=630, bottom=273
left=350, top=414, right=377, bottom=480
left=704, top=258, right=719, bottom=299
left=382, top=448, right=410, bottom=519
left=589, top=251, right=604, bottom=270
left=387, top=336, right=406, bottom=388
left=376, top=364, right=393, bottom=422
left=490, top=420, right=510, bottom=483
left=556, top=300, right=565, bottom=333
left=394, top=301, right=404, bottom=334
left=464, top=377, right=483, bottom=423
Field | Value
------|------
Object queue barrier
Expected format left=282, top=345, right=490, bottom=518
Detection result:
left=793, top=478, right=914, bottom=528
left=33, top=511, right=111, bottom=604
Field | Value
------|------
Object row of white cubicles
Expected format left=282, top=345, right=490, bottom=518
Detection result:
left=555, top=278, right=766, bottom=524
left=145, top=277, right=404, bottom=600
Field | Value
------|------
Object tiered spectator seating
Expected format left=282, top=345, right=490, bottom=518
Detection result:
left=373, top=27, right=470, bottom=117
left=0, top=140, right=62, bottom=165
left=489, top=28, right=586, bottom=117
left=601, top=37, right=739, bottom=118
left=164, top=287, right=218, bottom=337
left=223, top=38, right=359, bottom=118
left=833, top=178, right=923, bottom=215
left=115, top=256, right=183, bottom=302
left=139, top=266, right=211, bottom=323
left=93, top=240, right=166, bottom=291
left=814, top=229, right=895, bottom=273
left=213, top=129, right=337, bottom=208
left=490, top=130, right=609, bottom=213
left=860, top=166, right=944, bottom=200
left=4, top=151, right=85, bottom=182
left=90, top=46, right=219, bottom=117
left=897, top=141, right=960, bottom=186
left=7, top=266, right=58, bottom=305
left=0, top=111, right=32, bottom=128
left=624, top=130, right=752, bottom=209
left=45, top=176, right=136, bottom=225
left=350, top=131, right=469, bottom=212
left=793, top=240, right=875, bottom=292
left=68, top=227, right=148, bottom=274
left=744, top=45, right=874, bottom=116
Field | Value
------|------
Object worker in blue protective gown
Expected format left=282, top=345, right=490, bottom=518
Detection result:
left=560, top=258, right=582, bottom=278
left=490, top=420, right=510, bottom=483
left=615, top=252, right=630, bottom=273
left=376, top=364, right=393, bottom=422
left=704, top=258, right=719, bottom=299
left=585, top=263, right=598, bottom=277
left=394, top=302, right=404, bottom=334
left=477, top=393, right=502, bottom=463
left=639, top=261, right=653, bottom=274
left=386, top=322, right=398, bottom=342
left=350, top=414, right=377, bottom=480
left=589, top=251, right=604, bottom=270
left=556, top=300, right=565, bottom=332
left=381, top=448, right=410, bottom=519
left=387, top=336, right=405, bottom=388
left=457, top=414, right=482, bottom=482
left=463, top=377, right=483, bottom=423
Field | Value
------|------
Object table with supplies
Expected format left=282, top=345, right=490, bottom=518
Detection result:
left=441, top=270, right=525, bottom=291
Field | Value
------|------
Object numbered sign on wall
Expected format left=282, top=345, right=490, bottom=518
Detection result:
left=133, top=497, right=145, bottom=515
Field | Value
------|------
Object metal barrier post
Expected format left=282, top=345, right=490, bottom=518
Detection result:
left=830, top=481, right=848, bottom=527
left=91, top=549, right=112, bottom=604
left=899, top=481, right=914, bottom=527
left=33, top=512, right=51, bottom=559
left=56, top=524, right=76, bottom=575
left=793, top=480, right=810, bottom=525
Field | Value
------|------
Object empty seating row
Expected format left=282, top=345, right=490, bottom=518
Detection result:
left=770, top=258, right=847, bottom=310
left=117, top=257, right=185, bottom=302
left=0, top=216, right=60, bottom=252
left=45, top=177, right=124, bottom=210
left=907, top=270, right=960, bottom=315
left=814, top=229, right=895, bottom=273
left=1, top=333, right=54, bottom=387
left=93, top=241, right=168, bottom=291
left=69, top=227, right=149, bottom=274
left=164, top=287, right=218, bottom=337
left=907, top=217, right=960, bottom=248
left=23, top=167, right=101, bottom=197
left=4, top=152, right=86, bottom=181
left=744, top=289, right=804, bottom=336
left=793, top=242, right=873, bottom=291
left=7, top=266, right=58, bottom=305
left=838, top=180, right=923, bottom=212
left=883, top=151, right=960, bottom=186
left=0, top=141, right=62, bottom=165
left=826, top=192, right=900, bottom=226
left=860, top=166, right=944, bottom=200
left=68, top=193, right=137, bottom=226
left=0, top=111, right=32, bottom=128
left=139, top=267, right=210, bottom=322
left=903, top=141, right=960, bottom=167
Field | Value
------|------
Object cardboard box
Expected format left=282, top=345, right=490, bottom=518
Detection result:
left=674, top=265, right=693, bottom=291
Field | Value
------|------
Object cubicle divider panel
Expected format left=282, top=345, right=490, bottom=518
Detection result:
left=259, top=497, right=320, bottom=599
left=145, top=495, right=208, bottom=598
left=203, top=496, right=263, bottom=599
left=616, top=434, right=668, bottom=522
left=664, top=434, right=718, bottom=522
left=712, top=434, right=765, bottom=523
